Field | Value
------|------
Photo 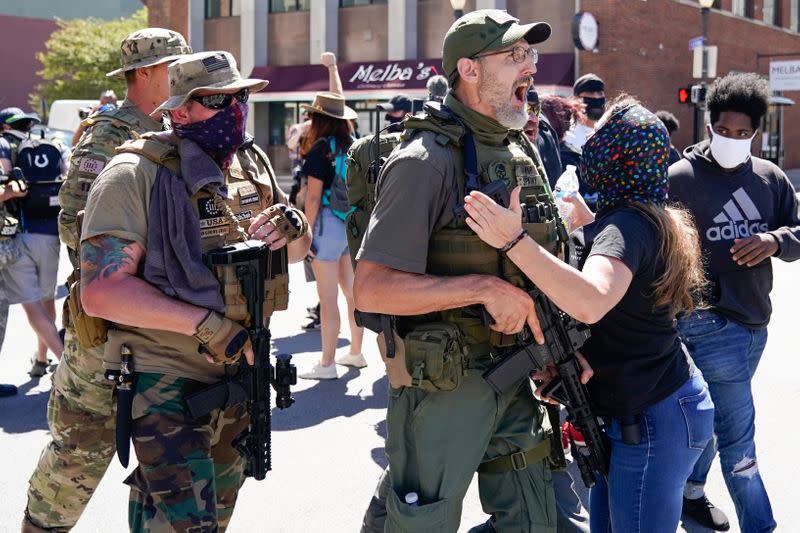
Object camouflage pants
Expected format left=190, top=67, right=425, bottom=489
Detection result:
left=127, top=372, right=248, bottom=533
left=25, top=327, right=116, bottom=532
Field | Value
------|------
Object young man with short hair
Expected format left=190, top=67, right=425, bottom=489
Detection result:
left=670, top=72, right=800, bottom=533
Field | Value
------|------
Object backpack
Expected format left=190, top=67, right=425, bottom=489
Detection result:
left=6, top=131, right=64, bottom=220
left=344, top=128, right=404, bottom=264
left=325, top=137, right=353, bottom=221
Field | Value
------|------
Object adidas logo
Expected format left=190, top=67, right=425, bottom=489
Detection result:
left=706, top=187, right=769, bottom=241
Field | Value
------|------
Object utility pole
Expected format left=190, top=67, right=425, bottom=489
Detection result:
left=694, top=1, right=714, bottom=143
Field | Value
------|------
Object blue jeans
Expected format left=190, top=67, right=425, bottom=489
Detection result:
left=679, top=310, right=776, bottom=533
left=589, top=370, right=714, bottom=533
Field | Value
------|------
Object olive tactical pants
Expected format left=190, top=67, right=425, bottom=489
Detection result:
left=126, top=372, right=248, bottom=533
left=385, top=367, right=556, bottom=532
left=25, top=328, right=116, bottom=532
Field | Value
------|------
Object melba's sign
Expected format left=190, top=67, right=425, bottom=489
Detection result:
left=344, top=60, right=440, bottom=90
left=769, top=60, right=800, bottom=91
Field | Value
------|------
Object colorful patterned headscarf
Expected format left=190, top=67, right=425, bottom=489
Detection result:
left=579, top=104, right=670, bottom=211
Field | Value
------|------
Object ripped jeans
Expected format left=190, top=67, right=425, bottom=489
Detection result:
left=679, top=310, right=776, bottom=533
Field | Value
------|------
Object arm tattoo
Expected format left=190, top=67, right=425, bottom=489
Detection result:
left=81, top=235, right=137, bottom=286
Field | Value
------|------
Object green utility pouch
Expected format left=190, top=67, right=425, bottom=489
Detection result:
left=403, top=322, right=466, bottom=392
left=523, top=219, right=560, bottom=257
left=65, top=210, right=109, bottom=348
left=66, top=269, right=109, bottom=348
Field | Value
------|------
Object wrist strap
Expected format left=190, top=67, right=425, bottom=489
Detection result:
left=499, top=229, right=528, bottom=254
left=193, top=310, right=223, bottom=344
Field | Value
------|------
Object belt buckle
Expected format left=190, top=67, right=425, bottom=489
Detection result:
left=510, top=451, right=528, bottom=471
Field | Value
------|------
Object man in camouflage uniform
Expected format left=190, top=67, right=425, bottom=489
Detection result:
left=79, top=51, right=310, bottom=531
left=22, top=28, right=191, bottom=532
left=354, top=10, right=558, bottom=532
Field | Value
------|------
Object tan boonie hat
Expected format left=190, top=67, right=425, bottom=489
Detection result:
left=155, top=51, right=268, bottom=112
left=106, top=28, right=191, bottom=78
left=442, top=9, right=551, bottom=81
left=300, top=92, right=357, bottom=121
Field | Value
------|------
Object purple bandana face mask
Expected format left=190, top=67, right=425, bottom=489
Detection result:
left=174, top=101, right=248, bottom=167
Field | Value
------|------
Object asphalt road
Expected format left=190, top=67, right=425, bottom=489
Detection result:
left=0, top=248, right=796, bottom=532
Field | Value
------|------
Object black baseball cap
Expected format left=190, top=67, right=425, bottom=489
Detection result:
left=377, top=94, right=412, bottom=113
left=573, top=73, right=605, bottom=95
left=442, top=10, right=551, bottom=82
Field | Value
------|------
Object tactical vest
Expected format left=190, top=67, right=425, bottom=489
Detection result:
left=116, top=134, right=288, bottom=323
left=58, top=105, right=146, bottom=251
left=402, top=107, right=562, bottom=352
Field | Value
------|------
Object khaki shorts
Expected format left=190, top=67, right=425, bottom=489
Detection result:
left=2, top=233, right=60, bottom=304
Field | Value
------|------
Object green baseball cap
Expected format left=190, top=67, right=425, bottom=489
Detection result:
left=442, top=9, right=551, bottom=82
left=106, top=28, right=191, bottom=78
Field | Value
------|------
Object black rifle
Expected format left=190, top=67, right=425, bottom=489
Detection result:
left=481, top=288, right=609, bottom=488
left=185, top=240, right=296, bottom=481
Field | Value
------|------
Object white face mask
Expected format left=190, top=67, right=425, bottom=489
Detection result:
left=709, top=131, right=756, bottom=169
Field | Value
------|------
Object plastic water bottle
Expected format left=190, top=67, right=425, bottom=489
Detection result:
left=554, top=165, right=580, bottom=229
left=404, top=492, right=419, bottom=507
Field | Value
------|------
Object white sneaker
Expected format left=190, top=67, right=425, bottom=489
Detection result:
left=335, top=353, right=368, bottom=368
left=299, top=363, right=338, bottom=380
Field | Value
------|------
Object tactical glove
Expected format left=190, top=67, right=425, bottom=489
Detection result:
left=193, top=310, right=251, bottom=365
left=262, top=203, right=308, bottom=243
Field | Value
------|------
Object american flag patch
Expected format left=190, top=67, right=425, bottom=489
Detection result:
left=202, top=54, right=229, bottom=73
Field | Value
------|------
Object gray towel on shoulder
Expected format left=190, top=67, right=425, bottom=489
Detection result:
left=142, top=138, right=228, bottom=312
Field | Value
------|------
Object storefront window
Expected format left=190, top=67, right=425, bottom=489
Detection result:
left=205, top=0, right=241, bottom=18
left=270, top=0, right=310, bottom=12
left=340, top=0, right=387, bottom=7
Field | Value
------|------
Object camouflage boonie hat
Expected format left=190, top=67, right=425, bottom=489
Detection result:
left=155, top=51, right=268, bottom=112
left=106, top=27, right=191, bottom=78
left=442, top=9, right=551, bottom=82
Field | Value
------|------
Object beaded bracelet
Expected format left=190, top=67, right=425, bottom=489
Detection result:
left=499, top=229, right=528, bottom=254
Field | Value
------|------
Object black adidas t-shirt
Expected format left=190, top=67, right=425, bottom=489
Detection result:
left=578, top=207, right=691, bottom=417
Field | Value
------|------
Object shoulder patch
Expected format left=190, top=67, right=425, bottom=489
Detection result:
left=78, top=157, right=106, bottom=175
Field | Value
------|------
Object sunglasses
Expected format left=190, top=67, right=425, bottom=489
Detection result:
left=189, top=88, right=249, bottom=110
left=473, top=46, right=539, bottom=65
left=527, top=103, right=541, bottom=115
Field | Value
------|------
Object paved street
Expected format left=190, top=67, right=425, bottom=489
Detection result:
left=0, top=248, right=796, bottom=532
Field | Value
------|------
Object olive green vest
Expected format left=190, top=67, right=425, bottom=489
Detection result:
left=402, top=108, right=563, bottom=351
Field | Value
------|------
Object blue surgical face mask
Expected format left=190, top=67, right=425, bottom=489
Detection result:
left=174, top=101, right=249, bottom=166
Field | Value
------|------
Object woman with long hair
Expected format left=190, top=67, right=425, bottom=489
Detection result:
left=297, top=92, right=364, bottom=379
left=463, top=97, right=714, bottom=532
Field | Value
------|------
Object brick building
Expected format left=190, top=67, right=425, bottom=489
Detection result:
left=580, top=0, right=800, bottom=169
left=144, top=0, right=800, bottom=172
